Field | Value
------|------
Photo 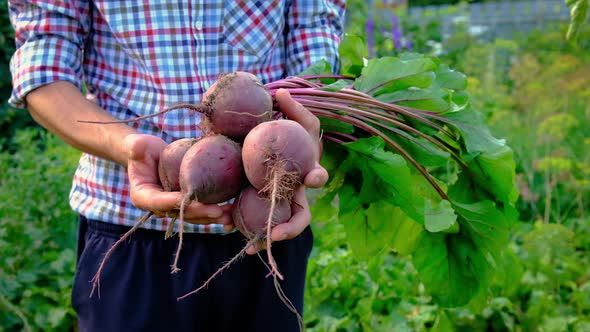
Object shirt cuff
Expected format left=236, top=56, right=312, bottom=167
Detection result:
left=9, top=36, right=84, bottom=108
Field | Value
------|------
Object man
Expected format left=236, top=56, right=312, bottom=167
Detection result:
left=9, top=0, right=345, bottom=331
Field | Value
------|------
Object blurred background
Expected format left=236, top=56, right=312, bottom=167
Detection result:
left=1, top=1, right=589, bottom=331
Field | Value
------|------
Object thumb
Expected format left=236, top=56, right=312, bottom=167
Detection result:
left=303, top=163, right=329, bottom=188
left=123, top=134, right=148, bottom=161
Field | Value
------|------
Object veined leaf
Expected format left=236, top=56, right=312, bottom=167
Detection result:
left=354, top=57, right=437, bottom=95
left=320, top=79, right=354, bottom=92
left=297, top=60, right=333, bottom=76
left=453, top=200, right=511, bottom=259
left=413, top=232, right=491, bottom=307
left=390, top=209, right=424, bottom=256
left=311, top=142, right=348, bottom=220
left=338, top=34, right=368, bottom=77
left=337, top=183, right=359, bottom=217
left=468, top=146, right=519, bottom=204
left=443, top=105, right=506, bottom=154
left=377, top=86, right=450, bottom=112
left=436, top=64, right=468, bottom=90
left=341, top=199, right=402, bottom=260
left=319, top=117, right=355, bottom=135
left=338, top=186, right=424, bottom=259
left=424, top=199, right=458, bottom=233
left=342, top=137, right=424, bottom=223
left=393, top=134, right=451, bottom=167
left=298, top=34, right=519, bottom=309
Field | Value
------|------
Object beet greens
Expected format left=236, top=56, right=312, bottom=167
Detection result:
left=264, top=36, right=518, bottom=307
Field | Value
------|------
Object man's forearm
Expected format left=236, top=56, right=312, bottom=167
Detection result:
left=25, top=81, right=137, bottom=167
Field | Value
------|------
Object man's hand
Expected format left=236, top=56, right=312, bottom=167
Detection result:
left=275, top=89, right=329, bottom=188
left=124, top=134, right=233, bottom=230
left=245, top=89, right=328, bottom=254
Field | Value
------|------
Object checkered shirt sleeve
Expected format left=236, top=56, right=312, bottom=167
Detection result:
left=9, top=1, right=91, bottom=108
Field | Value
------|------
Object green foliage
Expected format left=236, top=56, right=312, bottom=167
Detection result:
left=458, top=28, right=590, bottom=225
left=0, top=2, right=15, bottom=98
left=304, top=219, right=445, bottom=332
left=566, top=0, right=589, bottom=40
left=0, top=2, right=37, bottom=151
left=344, top=1, right=445, bottom=57
left=306, top=216, right=590, bottom=331
left=0, top=129, right=79, bottom=332
left=306, top=2, right=590, bottom=330
left=312, top=35, right=518, bottom=307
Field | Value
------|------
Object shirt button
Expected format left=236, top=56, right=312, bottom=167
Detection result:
left=195, top=21, right=203, bottom=30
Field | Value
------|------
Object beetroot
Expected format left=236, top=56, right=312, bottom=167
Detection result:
left=178, top=135, right=244, bottom=204
left=179, top=120, right=316, bottom=332
left=200, top=72, right=273, bottom=140
left=232, top=185, right=291, bottom=240
left=172, top=134, right=245, bottom=273
left=240, top=119, right=317, bottom=281
left=242, top=119, right=317, bottom=194
left=158, top=138, right=199, bottom=192
left=78, top=72, right=273, bottom=141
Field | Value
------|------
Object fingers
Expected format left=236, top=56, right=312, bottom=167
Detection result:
left=124, top=133, right=168, bottom=165
left=123, top=134, right=149, bottom=161
left=303, top=164, right=329, bottom=188
left=125, top=134, right=236, bottom=233
left=135, top=190, right=229, bottom=221
left=182, top=210, right=234, bottom=228
left=245, top=241, right=264, bottom=255
left=275, top=89, right=321, bottom=138
left=276, top=89, right=329, bottom=188
left=245, top=186, right=311, bottom=255
left=131, top=187, right=181, bottom=214
left=179, top=199, right=226, bottom=218
left=181, top=202, right=233, bottom=229
left=270, top=186, right=311, bottom=241
left=125, top=134, right=169, bottom=212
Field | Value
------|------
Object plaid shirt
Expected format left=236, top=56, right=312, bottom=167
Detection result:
left=9, top=0, right=345, bottom=233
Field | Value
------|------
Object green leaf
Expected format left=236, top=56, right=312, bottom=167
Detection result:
left=447, top=173, right=485, bottom=204
left=390, top=209, right=424, bottom=256
left=394, top=135, right=451, bottom=168
left=297, top=59, right=333, bottom=76
left=451, top=90, right=470, bottom=107
left=467, top=146, right=519, bottom=204
left=338, top=183, right=360, bottom=216
left=342, top=137, right=424, bottom=223
left=413, top=198, right=512, bottom=307
left=443, top=105, right=506, bottom=154
left=338, top=34, right=368, bottom=77
left=47, top=307, right=68, bottom=328
left=413, top=232, right=491, bottom=307
left=311, top=143, right=348, bottom=220
left=566, top=0, right=589, bottom=40
left=319, top=117, right=355, bottom=135
left=337, top=184, right=424, bottom=259
left=424, top=199, right=458, bottom=233
left=453, top=200, right=511, bottom=258
left=341, top=200, right=401, bottom=260
left=377, top=86, right=450, bottom=112
left=320, top=79, right=353, bottom=92
left=354, top=57, right=437, bottom=95
left=491, top=248, right=524, bottom=297
left=435, top=64, right=468, bottom=90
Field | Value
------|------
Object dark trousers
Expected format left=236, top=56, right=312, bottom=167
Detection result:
left=72, top=216, right=313, bottom=332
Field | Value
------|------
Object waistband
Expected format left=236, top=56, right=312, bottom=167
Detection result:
left=80, top=215, right=232, bottom=240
